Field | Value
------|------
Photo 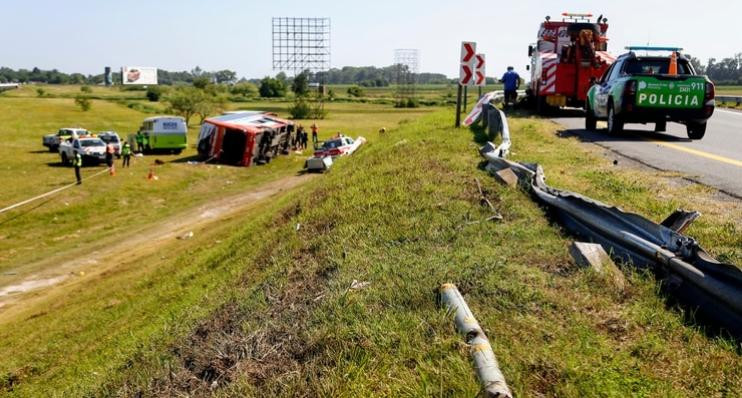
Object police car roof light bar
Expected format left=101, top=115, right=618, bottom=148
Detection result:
left=625, top=46, right=683, bottom=52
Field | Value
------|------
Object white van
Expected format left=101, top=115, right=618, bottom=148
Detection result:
left=131, top=116, right=188, bottom=154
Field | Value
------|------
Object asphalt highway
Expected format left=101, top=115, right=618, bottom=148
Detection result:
left=552, top=108, right=742, bottom=197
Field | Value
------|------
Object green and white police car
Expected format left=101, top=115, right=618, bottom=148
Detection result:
left=585, top=47, right=715, bottom=139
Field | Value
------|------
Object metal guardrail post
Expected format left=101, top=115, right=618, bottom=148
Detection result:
left=439, top=283, right=513, bottom=398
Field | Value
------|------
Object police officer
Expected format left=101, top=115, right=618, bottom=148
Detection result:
left=74, top=151, right=83, bottom=184
left=121, top=142, right=132, bottom=168
left=500, top=66, right=521, bottom=107
left=135, top=131, right=144, bottom=153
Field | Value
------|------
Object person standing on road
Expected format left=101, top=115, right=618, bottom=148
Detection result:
left=121, top=142, right=132, bottom=168
left=135, top=131, right=144, bottom=153
left=73, top=151, right=82, bottom=185
left=301, top=128, right=308, bottom=150
left=500, top=66, right=521, bottom=107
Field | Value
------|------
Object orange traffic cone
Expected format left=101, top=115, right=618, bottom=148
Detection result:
left=668, top=51, right=678, bottom=76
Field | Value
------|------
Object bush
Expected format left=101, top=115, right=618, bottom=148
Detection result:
left=259, top=77, right=287, bottom=98
left=80, top=85, right=92, bottom=93
left=347, top=85, right=365, bottom=97
left=288, top=97, right=312, bottom=119
left=230, top=82, right=258, bottom=98
left=36, top=88, right=46, bottom=97
left=74, top=95, right=92, bottom=111
left=146, top=86, right=163, bottom=102
left=394, top=97, right=419, bottom=108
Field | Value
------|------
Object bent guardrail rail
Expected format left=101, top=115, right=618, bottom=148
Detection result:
left=479, top=142, right=742, bottom=337
left=439, top=283, right=512, bottom=398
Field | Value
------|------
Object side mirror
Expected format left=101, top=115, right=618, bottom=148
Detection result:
left=528, top=45, right=534, bottom=57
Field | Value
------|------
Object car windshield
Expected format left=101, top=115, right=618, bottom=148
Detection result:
left=99, top=135, right=118, bottom=143
left=624, top=58, right=691, bottom=75
left=323, top=140, right=343, bottom=149
left=80, top=139, right=105, bottom=147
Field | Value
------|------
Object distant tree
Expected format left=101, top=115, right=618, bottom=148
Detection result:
left=276, top=72, right=288, bottom=83
left=80, top=85, right=92, bottom=93
left=193, top=76, right=211, bottom=89
left=74, top=95, right=92, bottom=111
left=291, top=71, right=310, bottom=96
left=36, top=87, right=46, bottom=97
left=259, top=77, right=287, bottom=98
left=167, top=87, right=225, bottom=126
left=214, top=70, right=237, bottom=84
left=195, top=94, right=227, bottom=124
left=167, top=87, right=203, bottom=125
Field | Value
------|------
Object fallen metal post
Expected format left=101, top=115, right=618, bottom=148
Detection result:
left=439, top=283, right=512, bottom=398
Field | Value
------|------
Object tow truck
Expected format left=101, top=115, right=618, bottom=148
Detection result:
left=527, top=12, right=614, bottom=112
left=585, top=47, right=715, bottom=139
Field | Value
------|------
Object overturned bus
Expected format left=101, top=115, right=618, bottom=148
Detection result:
left=196, top=111, right=294, bottom=166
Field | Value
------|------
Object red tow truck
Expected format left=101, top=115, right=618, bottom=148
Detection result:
left=527, top=12, right=615, bottom=112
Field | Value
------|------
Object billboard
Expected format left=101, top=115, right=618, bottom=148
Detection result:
left=121, top=66, right=158, bottom=85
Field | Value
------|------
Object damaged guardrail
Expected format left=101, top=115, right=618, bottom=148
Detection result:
left=478, top=126, right=742, bottom=337
left=439, top=283, right=513, bottom=398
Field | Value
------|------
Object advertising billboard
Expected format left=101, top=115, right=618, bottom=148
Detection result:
left=121, top=66, right=158, bottom=85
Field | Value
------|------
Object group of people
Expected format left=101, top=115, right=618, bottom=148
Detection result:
left=291, top=123, right=319, bottom=151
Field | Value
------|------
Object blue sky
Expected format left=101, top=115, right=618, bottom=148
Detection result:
left=2, top=0, right=739, bottom=79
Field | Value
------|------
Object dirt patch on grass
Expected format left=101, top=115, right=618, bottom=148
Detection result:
left=127, top=193, right=339, bottom=397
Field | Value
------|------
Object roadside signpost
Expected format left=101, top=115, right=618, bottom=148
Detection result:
left=456, top=41, right=477, bottom=127
left=475, top=53, right=486, bottom=97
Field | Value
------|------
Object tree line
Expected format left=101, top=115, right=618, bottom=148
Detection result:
left=686, top=53, right=742, bottom=85
left=0, top=65, right=450, bottom=86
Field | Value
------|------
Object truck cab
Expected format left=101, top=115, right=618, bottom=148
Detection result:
left=42, top=128, right=89, bottom=152
left=585, top=47, right=715, bottom=139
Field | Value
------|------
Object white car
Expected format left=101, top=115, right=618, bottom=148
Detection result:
left=306, top=135, right=366, bottom=172
left=97, top=131, right=121, bottom=157
left=59, top=137, right=107, bottom=165
left=42, top=127, right=90, bottom=152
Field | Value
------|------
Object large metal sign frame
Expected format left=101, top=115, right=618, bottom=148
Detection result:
left=394, top=49, right=420, bottom=106
left=272, top=17, right=331, bottom=76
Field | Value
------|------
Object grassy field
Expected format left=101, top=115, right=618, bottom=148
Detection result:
left=0, top=88, right=435, bottom=291
left=0, top=86, right=739, bottom=396
left=0, top=92, right=739, bottom=396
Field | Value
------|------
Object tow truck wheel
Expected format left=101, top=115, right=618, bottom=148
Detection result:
left=585, top=107, right=597, bottom=131
left=655, top=120, right=667, bottom=132
left=686, top=122, right=707, bottom=140
left=607, top=104, right=623, bottom=134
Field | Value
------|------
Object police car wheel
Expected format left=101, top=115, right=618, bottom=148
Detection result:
left=686, top=122, right=706, bottom=140
left=585, top=107, right=597, bottom=131
left=655, top=120, right=666, bottom=132
left=607, top=104, right=623, bottom=134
